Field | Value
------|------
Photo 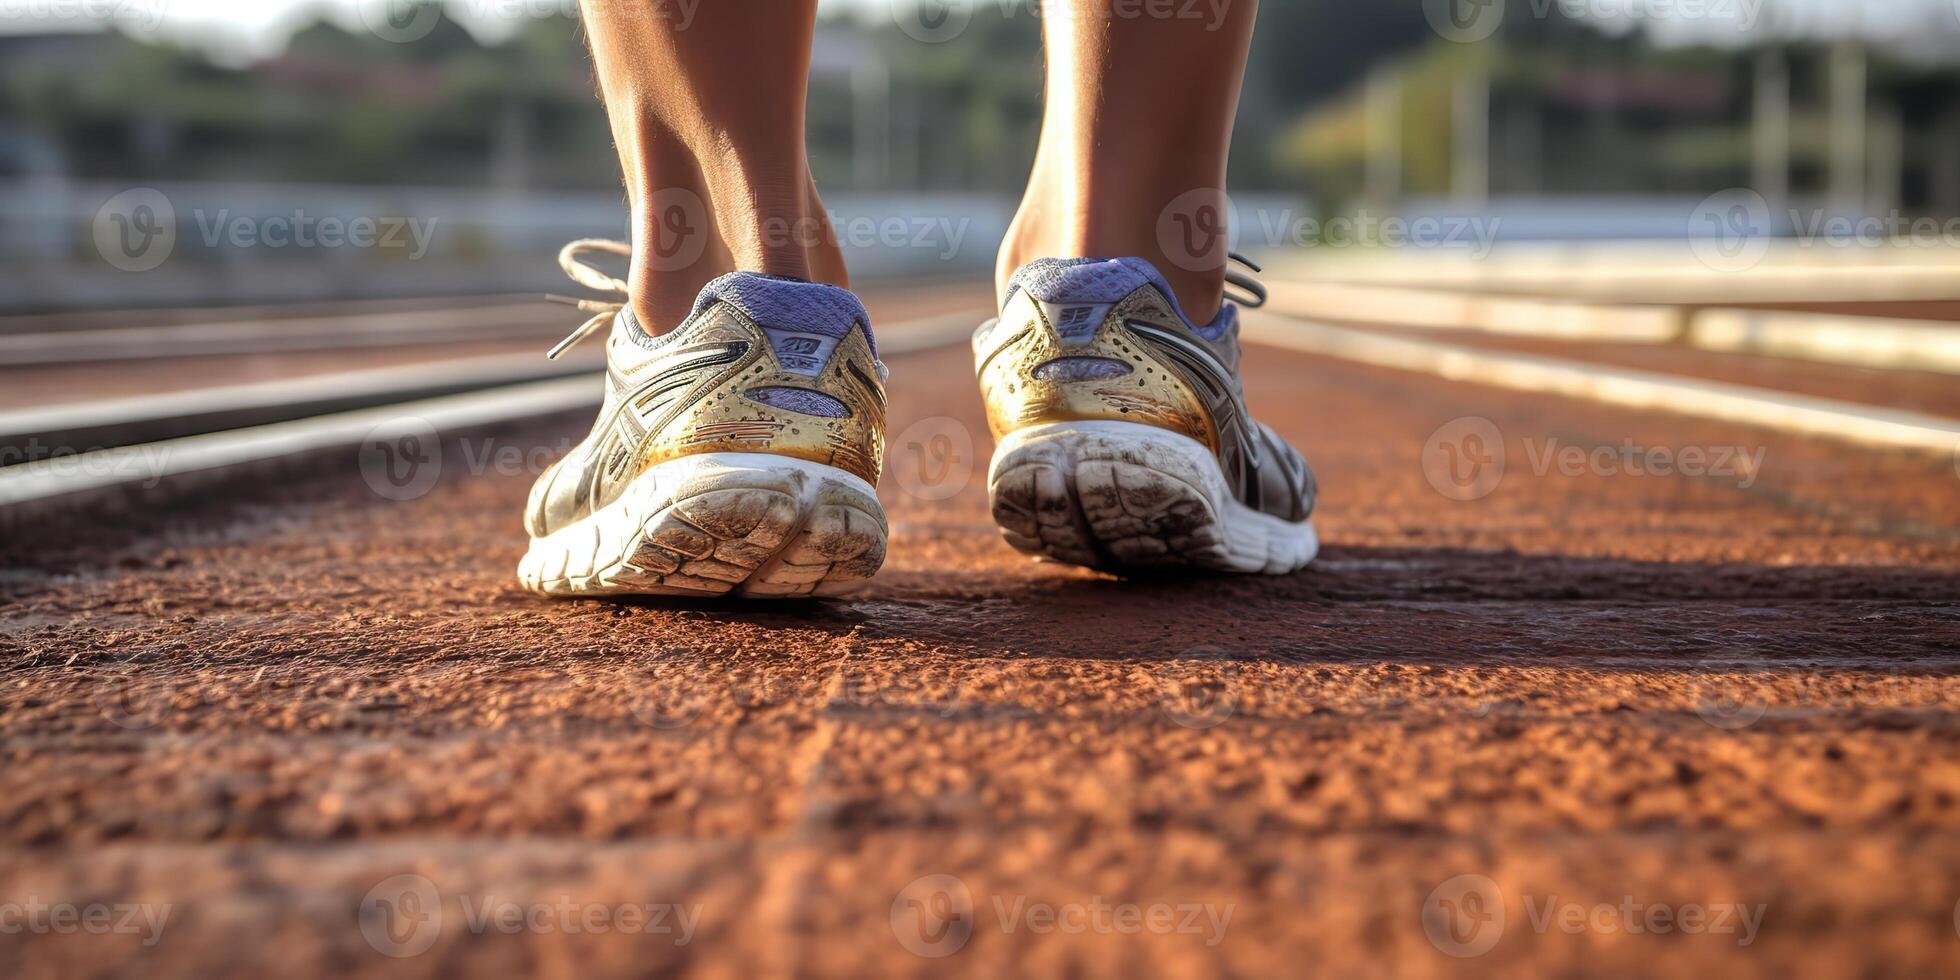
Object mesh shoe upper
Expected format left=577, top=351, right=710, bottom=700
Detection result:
left=526, top=273, right=887, bottom=538
left=975, top=256, right=1315, bottom=523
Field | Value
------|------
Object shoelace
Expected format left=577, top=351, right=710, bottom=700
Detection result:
left=1223, top=252, right=1267, bottom=310
left=544, top=238, right=633, bottom=360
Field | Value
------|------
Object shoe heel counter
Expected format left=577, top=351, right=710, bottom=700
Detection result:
left=644, top=307, right=887, bottom=486
left=976, top=290, right=1219, bottom=453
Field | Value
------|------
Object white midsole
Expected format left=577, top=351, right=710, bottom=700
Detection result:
left=521, top=452, right=887, bottom=597
left=528, top=451, right=879, bottom=549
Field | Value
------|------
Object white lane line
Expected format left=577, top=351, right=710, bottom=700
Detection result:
left=0, top=376, right=599, bottom=510
left=1690, top=309, right=1960, bottom=375
left=1266, top=278, right=1960, bottom=377
left=1258, top=246, right=1960, bottom=305
left=0, top=294, right=540, bottom=334
left=0, top=303, right=565, bottom=365
left=0, top=295, right=983, bottom=366
left=0, top=351, right=602, bottom=447
left=0, top=310, right=985, bottom=513
left=1264, top=281, right=1682, bottom=343
left=1242, top=312, right=1960, bottom=454
left=4, top=310, right=978, bottom=448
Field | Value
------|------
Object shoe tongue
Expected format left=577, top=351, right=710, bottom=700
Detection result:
left=692, top=270, right=876, bottom=372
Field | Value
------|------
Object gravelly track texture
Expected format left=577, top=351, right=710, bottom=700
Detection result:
left=3, top=332, right=1959, bottom=978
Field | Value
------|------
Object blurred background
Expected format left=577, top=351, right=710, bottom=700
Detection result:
left=5, top=0, right=1960, bottom=311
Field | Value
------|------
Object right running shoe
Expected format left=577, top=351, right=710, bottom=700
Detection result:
left=518, top=241, right=889, bottom=599
left=974, top=256, right=1318, bottom=574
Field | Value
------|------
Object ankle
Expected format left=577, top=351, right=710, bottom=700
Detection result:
left=625, top=190, right=724, bottom=332
left=997, top=197, right=1228, bottom=325
left=624, top=177, right=847, bottom=334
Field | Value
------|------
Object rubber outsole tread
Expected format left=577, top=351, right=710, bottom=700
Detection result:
left=987, top=421, right=1316, bottom=576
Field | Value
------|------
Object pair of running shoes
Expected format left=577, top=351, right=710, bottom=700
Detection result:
left=517, top=241, right=1319, bottom=598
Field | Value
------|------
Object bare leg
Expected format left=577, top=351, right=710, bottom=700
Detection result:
left=580, top=0, right=846, bottom=331
left=998, top=0, right=1259, bottom=323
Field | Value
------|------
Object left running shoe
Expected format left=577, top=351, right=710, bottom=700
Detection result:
left=518, top=240, right=889, bottom=598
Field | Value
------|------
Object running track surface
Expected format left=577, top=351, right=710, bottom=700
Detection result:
left=4, top=296, right=1959, bottom=977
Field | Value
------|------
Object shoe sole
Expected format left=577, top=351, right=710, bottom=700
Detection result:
left=518, top=453, right=887, bottom=599
left=987, top=420, right=1318, bottom=575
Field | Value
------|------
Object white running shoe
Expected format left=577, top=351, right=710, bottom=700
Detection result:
left=974, top=256, right=1318, bottom=574
left=519, top=241, right=889, bottom=598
